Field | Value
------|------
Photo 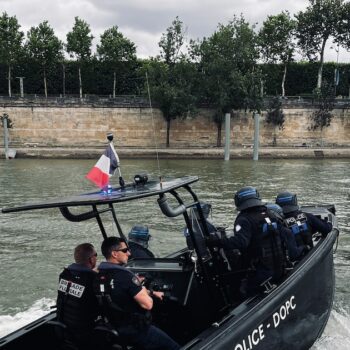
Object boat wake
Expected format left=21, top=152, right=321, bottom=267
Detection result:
left=0, top=298, right=54, bottom=338
left=312, top=309, right=350, bottom=349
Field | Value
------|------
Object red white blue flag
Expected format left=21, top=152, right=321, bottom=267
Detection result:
left=85, top=143, right=120, bottom=189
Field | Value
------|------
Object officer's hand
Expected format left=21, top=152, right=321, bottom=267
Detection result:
left=206, top=233, right=223, bottom=248
left=151, top=291, right=164, bottom=301
left=119, top=176, right=125, bottom=188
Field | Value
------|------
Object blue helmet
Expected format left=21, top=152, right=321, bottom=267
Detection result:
left=275, top=192, right=299, bottom=214
left=128, top=225, right=151, bottom=242
left=266, top=203, right=285, bottom=220
left=234, top=186, right=263, bottom=211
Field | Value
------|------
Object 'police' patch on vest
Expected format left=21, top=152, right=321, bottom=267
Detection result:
left=58, top=278, right=85, bottom=298
left=132, top=276, right=141, bottom=287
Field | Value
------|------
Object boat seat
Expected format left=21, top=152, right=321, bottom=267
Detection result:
left=47, top=320, right=79, bottom=349
left=93, top=323, right=132, bottom=350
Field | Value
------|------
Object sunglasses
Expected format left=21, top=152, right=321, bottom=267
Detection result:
left=114, top=248, right=130, bottom=254
left=90, top=252, right=97, bottom=258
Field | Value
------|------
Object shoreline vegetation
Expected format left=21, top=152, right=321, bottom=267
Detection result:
left=1, top=146, right=350, bottom=159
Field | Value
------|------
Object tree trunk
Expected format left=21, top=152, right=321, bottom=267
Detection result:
left=8, top=66, right=11, bottom=97
left=216, top=122, right=222, bottom=147
left=166, top=118, right=171, bottom=148
left=44, top=69, right=47, bottom=98
left=113, top=72, right=116, bottom=98
left=317, top=39, right=327, bottom=90
left=281, top=63, right=287, bottom=97
left=62, top=64, right=66, bottom=97
left=78, top=67, right=82, bottom=99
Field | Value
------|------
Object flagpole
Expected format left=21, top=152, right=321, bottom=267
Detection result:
left=107, top=133, right=125, bottom=188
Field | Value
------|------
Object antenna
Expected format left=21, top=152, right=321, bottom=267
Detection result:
left=145, top=71, right=162, bottom=186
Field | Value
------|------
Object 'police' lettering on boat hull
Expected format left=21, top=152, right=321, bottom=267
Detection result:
left=234, top=296, right=296, bottom=350
left=58, top=278, right=85, bottom=298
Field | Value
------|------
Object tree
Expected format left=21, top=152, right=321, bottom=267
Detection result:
left=146, top=58, right=197, bottom=148
left=146, top=17, right=197, bottom=148
left=97, top=26, right=137, bottom=98
left=259, top=11, right=296, bottom=97
left=0, top=12, right=24, bottom=97
left=158, top=16, right=185, bottom=65
left=190, top=16, right=259, bottom=146
left=26, top=21, right=63, bottom=97
left=66, top=17, right=94, bottom=98
left=265, top=96, right=285, bottom=146
left=335, top=1, right=350, bottom=97
left=310, top=80, right=335, bottom=134
left=295, top=0, right=343, bottom=90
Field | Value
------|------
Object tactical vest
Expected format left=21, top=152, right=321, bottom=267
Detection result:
left=56, top=268, right=98, bottom=330
left=94, top=269, right=152, bottom=330
left=284, top=211, right=313, bottom=247
left=245, top=209, right=286, bottom=278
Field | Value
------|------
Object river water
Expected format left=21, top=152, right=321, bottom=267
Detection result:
left=0, top=158, right=349, bottom=348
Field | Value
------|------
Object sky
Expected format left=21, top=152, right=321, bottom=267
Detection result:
left=1, top=0, right=348, bottom=62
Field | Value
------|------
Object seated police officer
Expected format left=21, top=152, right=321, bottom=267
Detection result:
left=208, top=187, right=302, bottom=297
left=97, top=237, right=180, bottom=350
left=128, top=225, right=155, bottom=259
left=56, top=243, right=99, bottom=350
left=276, top=191, right=333, bottom=249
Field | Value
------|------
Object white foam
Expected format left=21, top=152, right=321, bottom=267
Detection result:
left=312, top=309, right=350, bottom=349
left=0, top=298, right=55, bottom=338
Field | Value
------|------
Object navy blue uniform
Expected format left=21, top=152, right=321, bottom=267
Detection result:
left=56, top=264, right=99, bottom=349
left=128, top=241, right=155, bottom=259
left=98, top=262, right=180, bottom=350
left=222, top=207, right=302, bottom=296
left=284, top=210, right=332, bottom=248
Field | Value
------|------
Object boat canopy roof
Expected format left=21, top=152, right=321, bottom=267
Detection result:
left=2, top=176, right=199, bottom=214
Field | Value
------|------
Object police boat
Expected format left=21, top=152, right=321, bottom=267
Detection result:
left=0, top=175, right=339, bottom=350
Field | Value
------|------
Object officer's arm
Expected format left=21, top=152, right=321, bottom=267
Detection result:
left=134, top=287, right=153, bottom=310
left=306, top=213, right=333, bottom=237
left=279, top=224, right=303, bottom=260
left=225, top=217, right=252, bottom=251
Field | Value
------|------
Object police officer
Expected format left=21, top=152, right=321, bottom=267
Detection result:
left=56, top=243, right=99, bottom=349
left=128, top=225, right=155, bottom=259
left=208, top=187, right=302, bottom=297
left=276, top=191, right=333, bottom=249
left=97, top=237, right=180, bottom=350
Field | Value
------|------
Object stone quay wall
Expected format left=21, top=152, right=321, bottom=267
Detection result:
left=1, top=103, right=349, bottom=148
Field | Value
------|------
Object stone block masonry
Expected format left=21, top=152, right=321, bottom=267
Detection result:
left=1, top=105, right=349, bottom=149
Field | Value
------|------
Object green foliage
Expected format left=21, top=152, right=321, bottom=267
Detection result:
left=158, top=16, right=185, bottom=65
left=147, top=17, right=197, bottom=147
left=259, top=11, right=296, bottom=96
left=0, top=12, right=24, bottom=96
left=97, top=26, right=136, bottom=63
left=25, top=21, right=63, bottom=97
left=295, top=0, right=343, bottom=89
left=265, top=97, right=285, bottom=130
left=0, top=113, right=13, bottom=128
left=309, top=80, right=335, bottom=131
left=259, top=11, right=296, bottom=64
left=146, top=58, right=197, bottom=147
left=66, top=17, right=93, bottom=61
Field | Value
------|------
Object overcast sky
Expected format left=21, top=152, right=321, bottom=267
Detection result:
left=1, top=0, right=348, bottom=62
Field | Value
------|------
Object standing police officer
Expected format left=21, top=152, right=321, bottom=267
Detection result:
left=208, top=187, right=302, bottom=297
left=96, top=237, right=180, bottom=350
left=276, top=191, right=333, bottom=249
left=128, top=225, right=155, bottom=259
left=56, top=243, right=99, bottom=349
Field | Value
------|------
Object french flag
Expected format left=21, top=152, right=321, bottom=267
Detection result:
left=86, top=143, right=120, bottom=189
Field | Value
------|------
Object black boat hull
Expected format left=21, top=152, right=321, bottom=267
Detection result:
left=186, top=230, right=336, bottom=350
